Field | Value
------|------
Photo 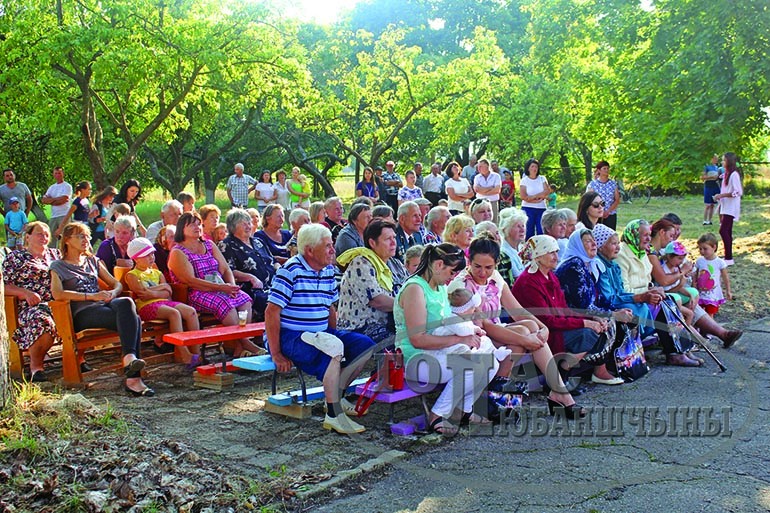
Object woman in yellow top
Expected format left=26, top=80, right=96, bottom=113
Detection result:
left=124, top=237, right=202, bottom=368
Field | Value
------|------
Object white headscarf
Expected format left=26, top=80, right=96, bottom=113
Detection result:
left=520, top=235, right=560, bottom=274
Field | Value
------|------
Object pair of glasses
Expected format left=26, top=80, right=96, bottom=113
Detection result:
left=591, top=201, right=606, bottom=208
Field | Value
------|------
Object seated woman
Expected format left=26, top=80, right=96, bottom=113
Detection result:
left=95, top=214, right=136, bottom=275
left=453, top=235, right=585, bottom=416
left=442, top=214, right=475, bottom=262
left=337, top=220, right=403, bottom=343
left=286, top=207, right=310, bottom=257
left=153, top=224, right=176, bottom=281
left=255, top=204, right=292, bottom=263
left=219, top=208, right=277, bottom=322
left=497, top=208, right=528, bottom=287
left=554, top=228, right=632, bottom=385
left=615, top=220, right=742, bottom=362
left=125, top=237, right=201, bottom=367
left=647, top=219, right=697, bottom=320
left=394, top=243, right=498, bottom=435
left=50, top=223, right=153, bottom=396
left=469, top=198, right=493, bottom=224
left=168, top=212, right=261, bottom=357
left=2, top=222, right=63, bottom=382
left=512, top=235, right=612, bottom=393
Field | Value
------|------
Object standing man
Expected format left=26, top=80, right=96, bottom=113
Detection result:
left=413, top=162, right=424, bottom=189
left=0, top=168, right=33, bottom=217
left=461, top=154, right=478, bottom=183
left=226, top=163, right=257, bottom=209
left=382, top=160, right=402, bottom=213
left=422, top=162, right=444, bottom=207
left=265, top=224, right=375, bottom=434
left=40, top=166, right=72, bottom=247
left=473, top=159, right=502, bottom=223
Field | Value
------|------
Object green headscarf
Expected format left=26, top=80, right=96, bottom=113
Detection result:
left=621, top=219, right=648, bottom=259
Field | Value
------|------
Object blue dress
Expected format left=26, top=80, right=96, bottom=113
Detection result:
left=595, top=254, right=654, bottom=337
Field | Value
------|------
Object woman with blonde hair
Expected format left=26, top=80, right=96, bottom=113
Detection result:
left=442, top=214, right=475, bottom=260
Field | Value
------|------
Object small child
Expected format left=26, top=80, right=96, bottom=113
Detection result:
left=404, top=244, right=424, bottom=275
left=104, top=203, right=131, bottom=239
left=659, top=241, right=698, bottom=325
left=695, top=233, right=732, bottom=316
left=546, top=184, right=558, bottom=209
left=124, top=237, right=202, bottom=369
left=212, top=222, right=228, bottom=245
left=55, top=181, right=92, bottom=239
left=500, top=170, right=516, bottom=208
left=5, top=197, right=28, bottom=249
left=432, top=286, right=512, bottom=362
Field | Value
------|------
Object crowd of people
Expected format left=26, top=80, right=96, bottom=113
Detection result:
left=1, top=154, right=745, bottom=434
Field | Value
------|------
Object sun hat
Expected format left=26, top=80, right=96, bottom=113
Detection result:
left=127, top=237, right=156, bottom=259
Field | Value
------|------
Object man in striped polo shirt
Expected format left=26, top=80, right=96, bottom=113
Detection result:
left=265, top=223, right=375, bottom=434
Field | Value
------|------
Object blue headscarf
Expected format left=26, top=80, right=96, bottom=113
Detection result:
left=558, top=228, right=604, bottom=280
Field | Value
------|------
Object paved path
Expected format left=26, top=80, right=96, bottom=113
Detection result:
left=312, top=318, right=770, bottom=513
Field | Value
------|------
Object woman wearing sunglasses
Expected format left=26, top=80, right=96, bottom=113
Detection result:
left=586, top=160, right=620, bottom=230
left=575, top=191, right=605, bottom=231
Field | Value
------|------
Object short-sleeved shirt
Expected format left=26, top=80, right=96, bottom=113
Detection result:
left=72, top=197, right=90, bottom=223
left=226, top=174, right=257, bottom=206
left=254, top=182, right=276, bottom=207
left=520, top=175, right=547, bottom=209
left=397, top=186, right=423, bottom=203
left=337, top=255, right=391, bottom=331
left=474, top=172, right=502, bottom=201
left=445, top=178, right=471, bottom=211
left=587, top=179, right=618, bottom=215
left=45, top=181, right=73, bottom=218
left=0, top=182, right=31, bottom=213
left=356, top=181, right=377, bottom=198
left=382, top=172, right=402, bottom=196
left=127, top=267, right=165, bottom=310
left=5, top=210, right=28, bottom=232
left=422, top=173, right=444, bottom=194
left=49, top=256, right=103, bottom=317
left=267, top=255, right=338, bottom=332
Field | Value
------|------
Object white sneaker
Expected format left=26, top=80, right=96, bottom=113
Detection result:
left=724, top=259, right=735, bottom=266
left=323, top=413, right=365, bottom=434
left=301, top=331, right=344, bottom=358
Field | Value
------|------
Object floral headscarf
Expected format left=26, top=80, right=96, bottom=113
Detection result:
left=559, top=228, right=604, bottom=280
left=520, top=235, right=560, bottom=274
left=621, top=219, right=648, bottom=259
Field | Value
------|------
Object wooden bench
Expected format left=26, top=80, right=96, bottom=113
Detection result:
left=5, top=295, right=25, bottom=380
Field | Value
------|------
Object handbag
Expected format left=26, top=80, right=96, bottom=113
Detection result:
left=613, top=324, right=649, bottom=382
left=354, top=349, right=404, bottom=417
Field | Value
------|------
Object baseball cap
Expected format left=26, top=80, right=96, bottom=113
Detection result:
left=9, top=196, right=19, bottom=204
left=127, top=237, right=156, bottom=259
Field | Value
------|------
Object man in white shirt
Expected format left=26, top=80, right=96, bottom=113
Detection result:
left=422, top=162, right=445, bottom=206
left=226, top=162, right=257, bottom=208
left=461, top=154, right=478, bottom=183
left=41, top=166, right=73, bottom=247
left=145, top=199, right=183, bottom=243
left=473, top=159, right=502, bottom=223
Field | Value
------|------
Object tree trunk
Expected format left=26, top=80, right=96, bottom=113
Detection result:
left=0, top=280, right=12, bottom=409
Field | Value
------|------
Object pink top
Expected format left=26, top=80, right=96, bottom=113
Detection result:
left=719, top=171, right=742, bottom=220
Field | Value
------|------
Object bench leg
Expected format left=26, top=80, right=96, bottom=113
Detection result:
left=9, top=341, right=24, bottom=380
left=298, top=369, right=307, bottom=404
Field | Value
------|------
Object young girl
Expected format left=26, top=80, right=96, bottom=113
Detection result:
left=404, top=244, right=424, bottom=275
left=714, top=152, right=742, bottom=266
left=695, top=233, right=732, bottom=316
left=89, top=186, right=117, bottom=246
left=55, top=181, right=92, bottom=239
left=212, top=222, right=228, bottom=245
left=658, top=241, right=698, bottom=325
left=124, top=237, right=202, bottom=368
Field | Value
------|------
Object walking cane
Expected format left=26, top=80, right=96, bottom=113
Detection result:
left=660, top=300, right=727, bottom=372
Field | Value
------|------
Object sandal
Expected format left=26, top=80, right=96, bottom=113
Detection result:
left=428, top=417, right=458, bottom=436
left=125, top=385, right=155, bottom=397
left=460, top=412, right=492, bottom=426
left=185, top=354, right=202, bottom=371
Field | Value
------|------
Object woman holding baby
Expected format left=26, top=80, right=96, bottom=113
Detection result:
left=452, top=235, right=584, bottom=419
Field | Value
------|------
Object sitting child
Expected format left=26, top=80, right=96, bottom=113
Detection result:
left=695, top=233, right=732, bottom=316
left=124, top=237, right=202, bottom=368
left=659, top=241, right=699, bottom=325
left=212, top=222, right=228, bottom=245
left=432, top=285, right=512, bottom=362
left=404, top=244, right=424, bottom=275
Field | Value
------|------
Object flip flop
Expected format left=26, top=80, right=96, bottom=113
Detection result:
left=428, top=417, right=458, bottom=436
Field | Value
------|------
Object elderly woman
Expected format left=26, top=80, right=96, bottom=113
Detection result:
left=541, top=208, right=569, bottom=259
left=423, top=206, right=451, bottom=244
left=442, top=214, right=475, bottom=258
left=168, top=212, right=261, bottom=357
left=519, top=158, right=549, bottom=238
left=497, top=208, right=528, bottom=286
left=334, top=203, right=373, bottom=256
left=512, top=235, right=612, bottom=399
left=560, top=208, right=578, bottom=237
left=469, top=198, right=493, bottom=224
left=395, top=243, right=498, bottom=435
left=615, top=220, right=742, bottom=359
left=286, top=207, right=310, bottom=257
left=198, top=204, right=221, bottom=241
left=255, top=204, right=292, bottom=263
left=454, top=236, right=585, bottom=417
left=95, top=214, right=136, bottom=275
left=555, top=229, right=632, bottom=385
left=219, top=209, right=277, bottom=322
left=51, top=223, right=152, bottom=396
left=575, top=191, right=605, bottom=231
left=337, top=220, right=403, bottom=342
left=2, top=222, right=63, bottom=381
